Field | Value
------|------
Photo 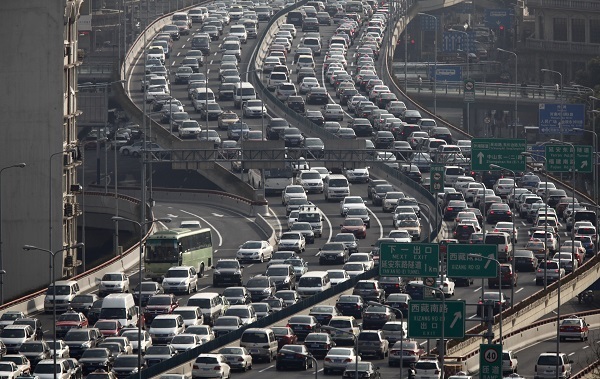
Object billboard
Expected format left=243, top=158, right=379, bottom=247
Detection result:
left=538, top=103, right=585, bottom=135
left=429, top=66, right=463, bottom=82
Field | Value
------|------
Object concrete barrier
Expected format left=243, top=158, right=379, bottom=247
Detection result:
left=255, top=213, right=278, bottom=247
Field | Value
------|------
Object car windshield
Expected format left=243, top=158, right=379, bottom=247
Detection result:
left=151, top=318, right=176, bottom=328
left=147, top=296, right=172, bottom=306
left=165, top=269, right=188, bottom=278
left=102, top=274, right=123, bottom=281
left=216, top=261, right=239, bottom=269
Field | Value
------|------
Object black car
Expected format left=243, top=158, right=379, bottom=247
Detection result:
left=286, top=315, right=320, bottom=341
left=319, top=242, right=349, bottom=264
left=514, top=249, right=539, bottom=272
left=372, top=131, right=394, bottom=149
left=79, top=348, right=115, bottom=375
left=297, top=67, right=317, bottom=84
left=401, top=109, right=422, bottom=124
left=132, top=281, right=163, bottom=307
left=280, top=127, right=305, bottom=147
left=371, top=184, right=394, bottom=206
left=302, top=17, right=320, bottom=31
left=18, top=340, right=51, bottom=367
left=70, top=294, right=100, bottom=316
left=362, top=305, right=396, bottom=329
left=476, top=292, right=510, bottom=316
left=111, top=355, right=146, bottom=379
left=307, top=87, right=329, bottom=104
left=308, top=305, right=341, bottom=326
left=336, top=294, right=365, bottom=318
left=347, top=118, right=374, bottom=137
left=212, top=259, right=243, bottom=287
left=276, top=344, right=314, bottom=370
left=305, top=110, right=325, bottom=125
left=287, top=96, right=306, bottom=114
left=453, top=224, right=477, bottom=243
left=266, top=118, right=290, bottom=140
left=378, top=276, right=404, bottom=294
left=218, top=82, right=235, bottom=100
left=385, top=293, right=411, bottom=317
left=303, top=332, right=334, bottom=358
left=343, top=362, right=381, bottom=379
left=332, top=233, right=359, bottom=254
left=352, top=280, right=385, bottom=302
left=222, top=286, right=251, bottom=305
left=486, top=203, right=513, bottom=223
left=443, top=200, right=468, bottom=221
left=400, top=164, right=422, bottom=183
left=430, top=126, right=453, bottom=144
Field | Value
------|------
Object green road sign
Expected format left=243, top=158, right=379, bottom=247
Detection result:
left=471, top=138, right=527, bottom=172
left=479, top=344, right=503, bottom=379
left=379, top=243, right=439, bottom=277
left=464, top=79, right=475, bottom=103
left=430, top=164, right=445, bottom=194
left=447, top=244, right=498, bottom=278
left=545, top=144, right=593, bottom=173
left=408, top=300, right=465, bottom=339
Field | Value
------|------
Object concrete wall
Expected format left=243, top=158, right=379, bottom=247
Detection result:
left=0, top=1, right=69, bottom=301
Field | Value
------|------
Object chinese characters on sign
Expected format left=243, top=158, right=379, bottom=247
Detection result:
left=379, top=243, right=439, bottom=277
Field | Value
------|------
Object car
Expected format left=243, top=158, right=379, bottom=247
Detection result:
left=303, top=332, right=335, bottom=358
left=144, top=345, right=177, bottom=367
left=18, top=340, right=51, bottom=367
left=357, top=330, right=389, bottom=358
left=212, top=259, right=243, bottom=287
left=340, top=196, right=367, bottom=217
left=476, top=292, right=511, bottom=316
left=342, top=362, right=381, bottom=379
left=212, top=316, right=243, bottom=337
left=98, top=272, right=129, bottom=297
left=384, top=293, right=411, bottom=317
left=169, top=333, right=202, bottom=354
left=245, top=275, right=277, bottom=302
left=336, top=295, right=365, bottom=319
left=93, top=320, right=122, bottom=337
left=192, top=354, right=231, bottom=379
left=487, top=264, right=518, bottom=288
left=343, top=262, right=366, bottom=278
left=319, top=242, right=349, bottom=265
left=353, top=280, right=384, bottom=302
left=327, top=269, right=351, bottom=286
left=1, top=354, right=31, bottom=375
left=535, top=260, right=565, bottom=285
left=286, top=315, right=320, bottom=341
left=323, top=347, right=361, bottom=375
left=290, top=222, right=316, bottom=244
left=502, top=350, right=519, bottom=375
left=243, top=99, right=267, bottom=118
left=250, top=303, right=272, bottom=319
left=341, top=218, right=367, bottom=239
left=221, top=287, right=251, bottom=306
left=55, top=311, right=88, bottom=338
left=284, top=257, right=309, bottom=278
left=559, top=316, right=589, bottom=341
left=534, top=352, right=572, bottom=379
left=348, top=253, right=375, bottom=270
left=143, top=294, right=179, bottom=325
left=275, top=290, right=301, bottom=308
left=414, top=359, right=442, bottom=379
left=0, top=361, right=27, bottom=379
left=218, top=347, right=252, bottom=372
left=131, top=282, right=162, bottom=307
left=513, top=249, right=539, bottom=272
left=218, top=111, right=239, bottom=130
left=276, top=344, right=314, bottom=371
left=69, top=294, right=100, bottom=316
left=277, top=232, right=306, bottom=253
left=271, top=327, right=298, bottom=350
left=308, top=305, right=341, bottom=326
left=185, top=325, right=215, bottom=345
left=281, top=185, right=307, bottom=205
left=162, top=266, right=199, bottom=295
left=236, top=240, right=273, bottom=263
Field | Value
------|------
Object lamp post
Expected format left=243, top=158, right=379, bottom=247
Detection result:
left=279, top=349, right=318, bottom=379
left=414, top=283, right=445, bottom=376
left=467, top=254, right=503, bottom=345
left=369, top=302, right=405, bottom=379
left=450, top=29, right=470, bottom=135
left=541, top=69, right=563, bottom=140
left=23, top=242, right=84, bottom=379
left=418, top=12, right=438, bottom=114
left=489, top=164, right=516, bottom=305
left=321, top=325, right=360, bottom=379
left=0, top=163, right=26, bottom=304
left=111, top=216, right=171, bottom=379
left=497, top=48, right=518, bottom=138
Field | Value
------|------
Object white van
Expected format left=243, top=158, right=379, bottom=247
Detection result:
left=44, top=280, right=80, bottom=313
left=172, top=12, right=191, bottom=28
left=0, top=325, right=35, bottom=353
left=99, top=293, right=140, bottom=327
left=444, top=166, right=466, bottom=186
left=296, top=271, right=331, bottom=297
left=233, top=81, right=257, bottom=107
left=323, top=174, right=350, bottom=201
left=187, top=292, right=226, bottom=326
left=297, top=204, right=323, bottom=237
left=240, top=328, right=278, bottom=362
left=192, top=88, right=216, bottom=111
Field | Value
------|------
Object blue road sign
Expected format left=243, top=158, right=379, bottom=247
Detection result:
left=429, top=66, right=463, bottom=81
left=538, top=103, right=585, bottom=135
left=442, top=31, right=476, bottom=53
left=526, top=144, right=546, bottom=162
left=484, top=9, right=514, bottom=29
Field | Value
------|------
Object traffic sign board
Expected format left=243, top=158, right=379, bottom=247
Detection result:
left=408, top=300, right=466, bottom=339
left=464, top=79, right=475, bottom=103
left=479, top=344, right=503, bottom=379
left=471, top=138, right=527, bottom=172
left=430, top=164, right=445, bottom=194
left=539, top=103, right=585, bottom=135
left=379, top=243, right=439, bottom=277
left=447, top=244, right=498, bottom=278
left=545, top=144, right=593, bottom=173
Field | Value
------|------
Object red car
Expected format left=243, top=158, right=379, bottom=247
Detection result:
left=271, top=326, right=298, bottom=350
left=340, top=218, right=367, bottom=239
left=94, top=319, right=123, bottom=337
left=143, top=294, right=179, bottom=325
left=487, top=264, right=518, bottom=288
left=55, top=311, right=88, bottom=338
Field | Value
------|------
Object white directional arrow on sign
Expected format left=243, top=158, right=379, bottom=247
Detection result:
left=450, top=311, right=462, bottom=328
left=483, top=253, right=495, bottom=269
left=581, top=161, right=588, bottom=169
left=477, top=152, right=485, bottom=165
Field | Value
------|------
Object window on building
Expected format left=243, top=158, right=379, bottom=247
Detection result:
left=591, top=19, right=600, bottom=43
left=553, top=17, right=567, bottom=41
left=572, top=19, right=585, bottom=43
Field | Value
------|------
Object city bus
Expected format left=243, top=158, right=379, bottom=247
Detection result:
left=248, top=167, right=294, bottom=194
left=144, top=228, right=213, bottom=281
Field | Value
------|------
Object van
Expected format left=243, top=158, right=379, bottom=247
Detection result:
left=99, top=293, right=140, bottom=328
left=267, top=72, right=289, bottom=91
left=574, top=210, right=597, bottom=227
left=240, top=328, right=278, bottom=362
left=192, top=88, right=216, bottom=111
left=484, top=232, right=514, bottom=262
left=286, top=10, right=305, bottom=26
left=296, top=271, right=331, bottom=297
left=187, top=292, right=226, bottom=325
left=444, top=166, right=466, bottom=186
left=297, top=204, right=323, bottom=237
left=301, top=37, right=322, bottom=56
left=44, top=280, right=80, bottom=313
left=323, top=174, right=350, bottom=201
left=233, top=81, right=257, bottom=107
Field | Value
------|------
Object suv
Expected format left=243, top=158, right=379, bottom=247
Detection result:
left=245, top=275, right=277, bottom=302
left=356, top=330, right=389, bottom=359
left=535, top=260, right=565, bottom=285
left=212, top=259, right=243, bottom=287
left=502, top=350, right=519, bottom=375
left=414, top=358, right=442, bottom=379
left=487, top=264, right=517, bottom=288
left=63, top=328, right=103, bottom=358
left=352, top=280, right=384, bottom=302
left=161, top=266, right=199, bottom=294
left=265, top=264, right=296, bottom=290
left=286, top=96, right=306, bottom=114
left=484, top=232, right=514, bottom=262
left=534, top=352, right=573, bottom=379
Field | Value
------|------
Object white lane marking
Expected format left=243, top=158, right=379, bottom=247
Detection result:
left=473, top=286, right=482, bottom=292
left=366, top=207, right=383, bottom=240
left=321, top=209, right=333, bottom=243
left=583, top=346, right=589, bottom=350
left=468, top=314, right=477, bottom=319
left=179, top=209, right=223, bottom=247
left=568, top=352, right=575, bottom=357
left=419, top=341, right=427, bottom=346
left=177, top=52, right=181, bottom=57
left=516, top=288, right=524, bottom=293
left=207, top=68, right=211, bottom=75
left=182, top=44, right=186, bottom=49
left=197, top=286, right=211, bottom=292
left=210, top=60, right=214, bottom=65
left=259, top=365, right=274, bottom=372
left=246, top=264, right=254, bottom=268
left=214, top=250, right=219, bottom=254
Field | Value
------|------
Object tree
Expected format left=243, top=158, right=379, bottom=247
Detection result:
left=575, top=57, right=600, bottom=90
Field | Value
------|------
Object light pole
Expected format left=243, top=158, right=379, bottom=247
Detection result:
left=279, top=349, right=318, bottom=379
left=467, top=254, right=503, bottom=345
left=418, top=12, right=438, bottom=114
left=497, top=48, right=518, bottom=138
left=450, top=29, right=470, bottom=135
left=321, top=325, right=359, bottom=379
left=0, top=163, right=26, bottom=304
left=414, top=283, right=445, bottom=377
left=23, top=242, right=83, bottom=379
left=369, top=302, right=405, bottom=379
left=541, top=69, right=564, bottom=139
left=111, top=215, right=171, bottom=379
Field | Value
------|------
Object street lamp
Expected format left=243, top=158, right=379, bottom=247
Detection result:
left=418, top=12, right=438, bottom=114
left=497, top=48, right=518, bottom=138
left=368, top=301, right=405, bottom=379
left=321, top=325, right=359, bottom=379
left=0, top=163, right=26, bottom=304
left=111, top=216, right=171, bottom=379
left=467, top=254, right=503, bottom=345
left=23, top=242, right=84, bottom=379
left=413, top=283, right=445, bottom=375
left=541, top=69, right=564, bottom=139
left=279, top=349, right=318, bottom=379
left=450, top=29, right=470, bottom=135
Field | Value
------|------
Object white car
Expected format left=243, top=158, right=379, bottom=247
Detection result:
left=281, top=185, right=307, bottom=205
left=161, top=266, right=199, bottom=295
left=382, top=192, right=405, bottom=212
left=0, top=361, right=26, bottom=379
left=340, top=196, right=367, bottom=216
left=98, top=272, right=130, bottom=297
left=347, top=253, right=375, bottom=271
left=277, top=232, right=306, bottom=253
left=119, top=142, right=163, bottom=157
left=453, top=176, right=476, bottom=192
left=414, top=359, right=442, bottom=379
left=287, top=210, right=299, bottom=230
left=236, top=240, right=274, bottom=263
left=243, top=99, right=267, bottom=118
left=435, top=277, right=456, bottom=297
left=342, top=262, right=366, bottom=278
left=192, top=354, right=231, bottom=379
left=218, top=346, right=253, bottom=372
left=299, top=77, right=320, bottom=94
left=387, top=229, right=413, bottom=242
left=295, top=170, right=324, bottom=193
left=493, top=222, right=518, bottom=243
left=463, top=182, right=486, bottom=201
left=323, top=104, right=344, bottom=121
left=326, top=269, right=351, bottom=286
left=168, top=334, right=203, bottom=354
left=178, top=120, right=201, bottom=139
left=344, top=167, right=370, bottom=183
left=145, top=85, right=169, bottom=102
left=323, top=347, right=361, bottom=375
left=121, top=329, right=152, bottom=353
left=493, top=178, right=516, bottom=197
left=47, top=339, right=69, bottom=358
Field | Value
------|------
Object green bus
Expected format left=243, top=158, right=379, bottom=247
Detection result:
left=144, top=228, right=213, bottom=281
